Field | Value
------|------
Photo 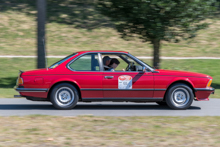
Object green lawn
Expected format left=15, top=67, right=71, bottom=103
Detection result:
left=0, top=58, right=219, bottom=98
left=0, top=116, right=220, bottom=146
left=0, top=10, right=220, bottom=57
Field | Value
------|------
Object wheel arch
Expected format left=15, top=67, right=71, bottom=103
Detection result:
left=164, top=80, right=196, bottom=100
left=47, top=81, right=82, bottom=101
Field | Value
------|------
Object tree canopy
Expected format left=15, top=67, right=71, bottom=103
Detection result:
left=97, top=0, right=218, bottom=68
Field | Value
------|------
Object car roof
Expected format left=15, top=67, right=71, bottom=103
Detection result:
left=77, top=50, right=128, bottom=54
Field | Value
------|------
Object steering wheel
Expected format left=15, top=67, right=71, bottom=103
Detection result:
left=126, top=62, right=133, bottom=71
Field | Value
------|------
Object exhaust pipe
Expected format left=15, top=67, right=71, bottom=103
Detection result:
left=14, top=95, right=23, bottom=98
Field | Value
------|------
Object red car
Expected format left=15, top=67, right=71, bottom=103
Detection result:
left=14, top=50, right=214, bottom=110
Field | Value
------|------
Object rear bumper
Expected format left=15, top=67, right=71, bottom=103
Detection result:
left=15, top=88, right=48, bottom=92
left=194, top=87, right=215, bottom=101
left=14, top=87, right=49, bottom=98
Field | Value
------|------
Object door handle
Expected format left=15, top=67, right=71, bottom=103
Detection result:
left=105, top=76, right=114, bottom=79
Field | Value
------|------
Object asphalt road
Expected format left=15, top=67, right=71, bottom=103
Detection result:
left=0, top=98, right=219, bottom=116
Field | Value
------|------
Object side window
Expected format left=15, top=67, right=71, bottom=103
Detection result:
left=101, top=54, right=143, bottom=72
left=69, top=53, right=100, bottom=71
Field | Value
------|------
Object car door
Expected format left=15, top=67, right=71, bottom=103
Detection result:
left=103, top=71, right=154, bottom=100
left=67, top=53, right=103, bottom=99
left=101, top=53, right=154, bottom=101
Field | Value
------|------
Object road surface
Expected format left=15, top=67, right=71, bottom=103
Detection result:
left=0, top=98, right=219, bottom=116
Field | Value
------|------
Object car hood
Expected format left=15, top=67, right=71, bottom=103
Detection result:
left=154, top=69, right=211, bottom=78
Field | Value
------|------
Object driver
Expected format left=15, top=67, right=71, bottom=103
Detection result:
left=107, top=58, right=120, bottom=71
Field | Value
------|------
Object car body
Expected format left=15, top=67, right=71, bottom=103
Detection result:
left=14, top=50, right=215, bottom=110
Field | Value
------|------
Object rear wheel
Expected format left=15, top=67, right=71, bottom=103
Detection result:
left=50, top=83, right=79, bottom=110
left=165, top=83, right=194, bottom=110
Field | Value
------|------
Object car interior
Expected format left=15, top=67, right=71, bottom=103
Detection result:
left=101, top=53, right=144, bottom=72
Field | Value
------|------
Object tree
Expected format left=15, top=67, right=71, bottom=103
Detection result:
left=37, top=0, right=47, bottom=69
left=96, top=0, right=217, bottom=69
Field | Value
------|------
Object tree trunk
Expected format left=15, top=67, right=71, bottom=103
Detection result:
left=37, top=0, right=46, bottom=69
left=152, top=38, right=160, bottom=69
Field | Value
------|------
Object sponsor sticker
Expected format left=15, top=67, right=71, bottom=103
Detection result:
left=118, top=75, right=132, bottom=89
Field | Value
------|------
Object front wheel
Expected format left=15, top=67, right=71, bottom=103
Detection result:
left=165, top=84, right=194, bottom=110
left=50, top=83, right=79, bottom=110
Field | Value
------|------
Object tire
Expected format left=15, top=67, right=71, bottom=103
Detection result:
left=50, top=83, right=79, bottom=110
left=156, top=101, right=167, bottom=106
left=165, top=83, right=194, bottom=110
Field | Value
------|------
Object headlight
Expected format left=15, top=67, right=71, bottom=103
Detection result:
left=207, top=79, right=212, bottom=88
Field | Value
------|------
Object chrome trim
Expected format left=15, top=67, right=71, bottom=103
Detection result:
left=81, top=89, right=102, bottom=91
left=102, top=70, right=146, bottom=73
left=81, top=88, right=166, bottom=91
left=82, top=98, right=163, bottom=102
left=104, top=76, right=114, bottom=79
left=194, top=87, right=215, bottom=91
left=103, top=89, right=154, bottom=91
left=154, top=89, right=166, bottom=91
left=16, top=88, right=48, bottom=92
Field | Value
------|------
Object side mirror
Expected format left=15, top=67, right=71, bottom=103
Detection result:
left=142, top=67, right=146, bottom=72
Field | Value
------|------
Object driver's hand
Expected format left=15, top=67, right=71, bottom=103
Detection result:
left=122, top=69, right=125, bottom=71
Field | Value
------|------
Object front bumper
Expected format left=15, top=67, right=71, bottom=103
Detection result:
left=194, top=87, right=215, bottom=101
left=195, top=87, right=215, bottom=93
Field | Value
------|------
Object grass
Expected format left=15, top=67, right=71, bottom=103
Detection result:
left=0, top=58, right=219, bottom=98
left=0, top=10, right=220, bottom=57
left=0, top=116, right=220, bottom=146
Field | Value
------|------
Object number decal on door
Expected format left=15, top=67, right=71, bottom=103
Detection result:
left=118, top=75, right=132, bottom=89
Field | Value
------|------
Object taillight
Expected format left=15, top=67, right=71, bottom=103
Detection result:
left=19, top=77, right=23, bottom=85
left=16, top=77, right=23, bottom=85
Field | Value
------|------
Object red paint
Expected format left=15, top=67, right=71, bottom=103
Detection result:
left=34, top=77, right=44, bottom=84
left=16, top=50, right=214, bottom=101
left=103, top=72, right=154, bottom=98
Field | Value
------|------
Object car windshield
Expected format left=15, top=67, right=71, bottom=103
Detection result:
left=138, top=59, right=154, bottom=69
left=49, top=53, right=77, bottom=69
left=128, top=54, right=154, bottom=71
